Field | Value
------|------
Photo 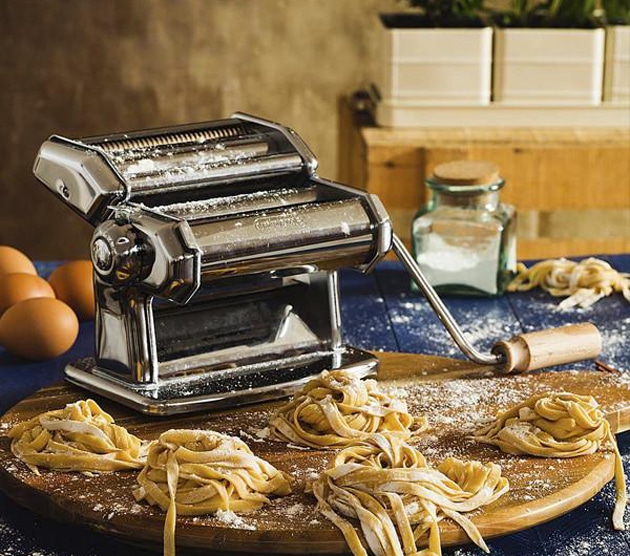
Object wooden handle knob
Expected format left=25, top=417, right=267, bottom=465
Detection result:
left=492, top=323, right=602, bottom=373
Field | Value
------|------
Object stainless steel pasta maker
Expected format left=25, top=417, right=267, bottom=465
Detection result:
left=34, top=113, right=602, bottom=415
left=33, top=114, right=392, bottom=415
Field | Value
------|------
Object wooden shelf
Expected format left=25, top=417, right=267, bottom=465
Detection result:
left=338, top=96, right=630, bottom=260
left=376, top=101, right=630, bottom=128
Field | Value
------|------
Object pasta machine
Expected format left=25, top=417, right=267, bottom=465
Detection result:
left=33, top=113, right=392, bottom=415
left=34, top=113, right=602, bottom=415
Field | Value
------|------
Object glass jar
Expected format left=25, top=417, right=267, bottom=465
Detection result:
left=411, top=160, right=516, bottom=296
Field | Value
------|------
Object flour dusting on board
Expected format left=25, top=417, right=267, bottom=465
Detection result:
left=214, top=509, right=256, bottom=530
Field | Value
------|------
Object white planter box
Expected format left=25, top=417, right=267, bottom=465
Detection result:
left=493, top=28, right=605, bottom=105
left=604, top=25, right=630, bottom=104
left=377, top=25, right=493, bottom=106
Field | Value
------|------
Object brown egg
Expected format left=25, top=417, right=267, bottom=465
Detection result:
left=0, top=297, right=79, bottom=361
left=0, top=246, right=37, bottom=276
left=0, top=273, right=56, bottom=316
left=48, top=260, right=95, bottom=320
left=0, top=298, right=79, bottom=360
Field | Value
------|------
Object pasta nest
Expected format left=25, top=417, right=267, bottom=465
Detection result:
left=472, top=392, right=609, bottom=457
left=133, top=429, right=291, bottom=556
left=310, top=433, right=509, bottom=556
left=134, top=429, right=291, bottom=515
left=508, top=257, right=630, bottom=308
left=269, top=369, right=426, bottom=449
left=8, top=399, right=146, bottom=473
left=472, top=392, right=627, bottom=530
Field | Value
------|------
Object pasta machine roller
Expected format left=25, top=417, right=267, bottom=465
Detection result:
left=34, top=113, right=602, bottom=415
left=33, top=113, right=392, bottom=415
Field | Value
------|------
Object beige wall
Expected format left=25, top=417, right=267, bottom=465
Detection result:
left=0, top=0, right=398, bottom=259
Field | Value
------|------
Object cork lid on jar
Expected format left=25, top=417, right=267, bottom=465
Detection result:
left=432, top=160, right=500, bottom=186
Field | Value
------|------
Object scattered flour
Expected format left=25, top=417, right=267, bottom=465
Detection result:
left=286, top=443, right=310, bottom=451
left=284, top=503, right=306, bottom=517
left=238, top=429, right=265, bottom=443
left=214, top=509, right=256, bottom=530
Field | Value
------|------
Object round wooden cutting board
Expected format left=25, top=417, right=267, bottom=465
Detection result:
left=1, top=352, right=629, bottom=555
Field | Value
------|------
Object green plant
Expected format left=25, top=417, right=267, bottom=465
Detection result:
left=545, top=0, right=598, bottom=27
left=405, top=0, right=485, bottom=27
left=492, top=0, right=599, bottom=28
left=602, top=0, right=630, bottom=24
left=491, top=0, right=541, bottom=27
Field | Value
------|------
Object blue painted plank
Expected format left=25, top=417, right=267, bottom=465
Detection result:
left=34, top=260, right=60, bottom=280
left=506, top=255, right=630, bottom=372
left=374, top=262, right=522, bottom=360
left=0, top=490, right=155, bottom=556
left=339, top=268, right=399, bottom=353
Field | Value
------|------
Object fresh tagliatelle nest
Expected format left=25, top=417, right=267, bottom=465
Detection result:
left=472, top=392, right=627, bottom=530
left=268, top=369, right=427, bottom=449
left=310, top=433, right=509, bottom=556
left=133, top=429, right=291, bottom=556
left=8, top=399, right=147, bottom=473
left=508, top=257, right=630, bottom=309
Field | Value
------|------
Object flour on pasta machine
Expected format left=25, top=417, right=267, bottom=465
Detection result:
left=33, top=113, right=392, bottom=415
left=34, top=113, right=603, bottom=415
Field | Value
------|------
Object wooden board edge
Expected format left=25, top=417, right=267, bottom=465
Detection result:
left=0, top=453, right=618, bottom=554
left=442, top=456, right=616, bottom=545
left=1, top=352, right=628, bottom=555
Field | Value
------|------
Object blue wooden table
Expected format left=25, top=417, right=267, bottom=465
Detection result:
left=1, top=256, right=629, bottom=556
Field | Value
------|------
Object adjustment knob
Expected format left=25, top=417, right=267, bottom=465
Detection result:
left=91, top=222, right=154, bottom=286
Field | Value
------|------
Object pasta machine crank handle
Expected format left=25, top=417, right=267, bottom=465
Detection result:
left=391, top=234, right=602, bottom=372
left=491, top=324, right=602, bottom=373
left=392, top=234, right=502, bottom=367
